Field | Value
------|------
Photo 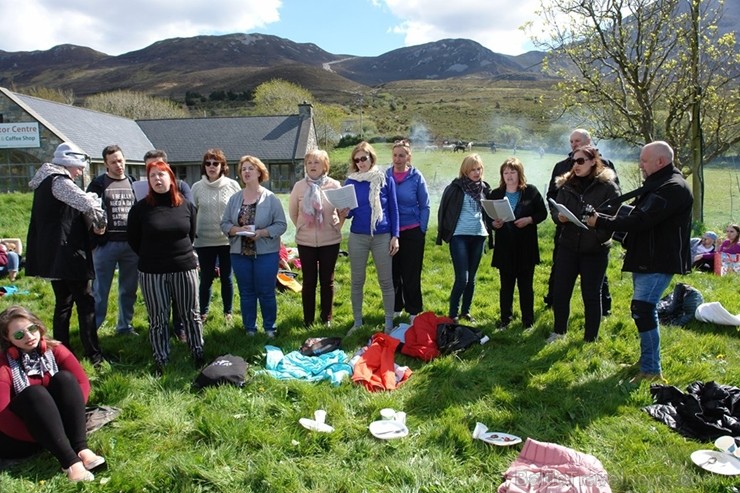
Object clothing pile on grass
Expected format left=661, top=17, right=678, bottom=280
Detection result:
left=643, top=381, right=740, bottom=441
left=260, top=343, right=352, bottom=386
left=657, top=282, right=740, bottom=327
left=0, top=286, right=30, bottom=297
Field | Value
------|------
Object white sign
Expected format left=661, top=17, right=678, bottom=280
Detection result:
left=0, top=122, right=40, bottom=148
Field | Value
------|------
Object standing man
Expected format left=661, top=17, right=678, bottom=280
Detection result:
left=544, top=129, right=617, bottom=315
left=26, top=142, right=108, bottom=365
left=586, top=141, right=692, bottom=383
left=87, top=145, right=139, bottom=336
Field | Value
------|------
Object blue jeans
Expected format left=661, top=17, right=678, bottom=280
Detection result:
left=0, top=251, right=19, bottom=278
left=195, top=246, right=234, bottom=316
left=92, top=241, right=139, bottom=333
left=232, top=252, right=279, bottom=333
left=448, top=235, right=486, bottom=318
left=632, top=272, right=673, bottom=374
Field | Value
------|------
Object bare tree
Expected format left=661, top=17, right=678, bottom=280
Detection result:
left=528, top=0, right=740, bottom=220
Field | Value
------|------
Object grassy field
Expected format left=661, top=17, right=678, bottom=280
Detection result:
left=0, top=152, right=739, bottom=492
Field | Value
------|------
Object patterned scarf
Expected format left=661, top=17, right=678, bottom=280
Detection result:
left=461, top=176, right=484, bottom=204
left=348, top=167, right=386, bottom=235
left=301, top=175, right=327, bottom=228
left=8, top=346, right=59, bottom=395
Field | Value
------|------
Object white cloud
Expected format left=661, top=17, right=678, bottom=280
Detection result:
left=0, top=0, right=282, bottom=55
left=381, top=0, right=541, bottom=55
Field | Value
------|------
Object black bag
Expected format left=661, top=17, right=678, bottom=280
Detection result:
left=192, top=354, right=248, bottom=390
left=436, top=323, right=484, bottom=354
left=299, top=337, right=342, bottom=356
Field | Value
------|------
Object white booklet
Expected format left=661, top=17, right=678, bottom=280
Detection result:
left=480, top=198, right=515, bottom=222
left=132, top=179, right=149, bottom=202
left=548, top=198, right=589, bottom=229
left=324, top=184, right=358, bottom=209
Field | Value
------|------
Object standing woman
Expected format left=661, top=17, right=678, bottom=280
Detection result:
left=487, top=158, right=547, bottom=328
left=127, top=160, right=205, bottom=372
left=547, top=145, right=619, bottom=343
left=386, top=139, right=430, bottom=322
left=190, top=149, right=242, bottom=323
left=221, top=156, right=287, bottom=337
left=0, top=306, right=105, bottom=482
left=436, top=154, right=491, bottom=323
left=288, top=150, right=343, bottom=327
left=344, top=141, right=399, bottom=333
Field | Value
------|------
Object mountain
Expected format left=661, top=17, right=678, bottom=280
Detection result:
left=0, top=33, right=545, bottom=101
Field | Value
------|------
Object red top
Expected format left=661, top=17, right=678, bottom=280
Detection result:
left=0, top=344, right=90, bottom=442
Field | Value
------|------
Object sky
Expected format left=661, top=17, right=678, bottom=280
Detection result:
left=0, top=0, right=541, bottom=57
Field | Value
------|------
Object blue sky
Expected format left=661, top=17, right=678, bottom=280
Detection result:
left=0, top=0, right=540, bottom=57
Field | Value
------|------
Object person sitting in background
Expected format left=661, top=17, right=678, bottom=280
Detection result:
left=695, top=224, right=740, bottom=271
left=691, top=230, right=717, bottom=271
left=0, top=306, right=105, bottom=482
left=0, top=241, right=19, bottom=282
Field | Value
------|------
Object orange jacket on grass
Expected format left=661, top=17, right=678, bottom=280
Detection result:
left=352, top=333, right=411, bottom=391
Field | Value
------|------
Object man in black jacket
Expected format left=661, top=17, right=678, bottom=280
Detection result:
left=586, top=141, right=692, bottom=383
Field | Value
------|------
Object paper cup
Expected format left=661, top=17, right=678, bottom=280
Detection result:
left=380, top=408, right=396, bottom=420
left=472, top=422, right=488, bottom=439
left=314, top=409, right=327, bottom=425
left=715, top=435, right=739, bottom=457
left=394, top=411, right=406, bottom=424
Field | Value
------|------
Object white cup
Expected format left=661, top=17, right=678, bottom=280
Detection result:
left=394, top=411, right=406, bottom=424
left=715, top=435, right=739, bottom=457
left=314, top=409, right=327, bottom=425
left=380, top=408, right=396, bottom=420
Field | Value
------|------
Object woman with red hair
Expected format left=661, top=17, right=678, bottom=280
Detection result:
left=127, top=160, right=205, bottom=374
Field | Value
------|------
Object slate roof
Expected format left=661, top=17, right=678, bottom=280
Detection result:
left=136, top=115, right=312, bottom=164
left=5, top=89, right=154, bottom=161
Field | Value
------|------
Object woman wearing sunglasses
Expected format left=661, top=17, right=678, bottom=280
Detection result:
left=344, top=142, right=400, bottom=334
left=0, top=306, right=105, bottom=482
left=546, top=145, right=619, bottom=344
left=190, top=149, right=242, bottom=324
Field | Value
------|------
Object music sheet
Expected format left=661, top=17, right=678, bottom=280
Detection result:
left=481, top=198, right=515, bottom=222
left=323, top=184, right=358, bottom=209
left=548, top=198, right=589, bottom=229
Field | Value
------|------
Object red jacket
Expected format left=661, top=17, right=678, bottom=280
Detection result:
left=400, top=312, right=455, bottom=361
left=0, top=344, right=90, bottom=442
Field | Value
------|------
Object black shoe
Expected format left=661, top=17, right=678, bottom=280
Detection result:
left=543, top=295, right=552, bottom=309
left=194, top=356, right=206, bottom=369
left=457, top=313, right=476, bottom=324
left=117, top=329, right=139, bottom=336
left=497, top=317, right=512, bottom=329
left=152, top=363, right=165, bottom=377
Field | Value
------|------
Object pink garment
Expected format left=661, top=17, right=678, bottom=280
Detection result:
left=498, top=438, right=611, bottom=493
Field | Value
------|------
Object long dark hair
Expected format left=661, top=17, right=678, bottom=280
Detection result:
left=0, top=305, right=59, bottom=351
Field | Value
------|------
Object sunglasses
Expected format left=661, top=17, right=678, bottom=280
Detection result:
left=12, top=323, right=40, bottom=341
left=205, top=160, right=222, bottom=167
left=353, top=156, right=371, bottom=164
left=572, top=157, right=591, bottom=165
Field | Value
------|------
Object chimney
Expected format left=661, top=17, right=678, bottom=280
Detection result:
left=298, top=101, right=313, bottom=119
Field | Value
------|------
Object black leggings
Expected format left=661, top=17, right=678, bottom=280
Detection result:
left=0, top=371, right=87, bottom=468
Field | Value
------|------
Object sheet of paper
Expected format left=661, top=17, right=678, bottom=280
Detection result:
left=132, top=179, right=149, bottom=202
left=480, top=198, right=515, bottom=222
left=324, top=184, right=358, bottom=209
left=548, top=198, right=589, bottom=229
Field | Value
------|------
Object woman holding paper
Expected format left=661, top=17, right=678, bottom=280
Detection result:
left=436, top=154, right=491, bottom=323
left=288, top=150, right=343, bottom=327
left=344, top=141, right=399, bottom=334
left=487, top=158, right=547, bottom=328
left=547, top=146, right=619, bottom=343
left=386, top=139, right=430, bottom=323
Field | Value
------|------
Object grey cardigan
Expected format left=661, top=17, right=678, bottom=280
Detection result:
left=220, top=188, right=287, bottom=255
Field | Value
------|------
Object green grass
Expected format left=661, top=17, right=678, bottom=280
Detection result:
left=0, top=162, right=739, bottom=492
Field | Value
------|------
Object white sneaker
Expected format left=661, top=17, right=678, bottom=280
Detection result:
left=266, top=330, right=276, bottom=339
left=546, top=332, right=564, bottom=344
left=393, top=311, right=402, bottom=318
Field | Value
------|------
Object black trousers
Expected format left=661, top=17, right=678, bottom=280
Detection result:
left=499, top=264, right=536, bottom=327
left=552, top=246, right=608, bottom=341
left=392, top=227, right=426, bottom=315
left=297, top=243, right=340, bottom=325
left=51, top=279, right=103, bottom=363
left=0, top=371, right=87, bottom=468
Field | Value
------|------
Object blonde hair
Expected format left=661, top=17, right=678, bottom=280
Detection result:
left=304, top=149, right=330, bottom=175
left=459, top=153, right=484, bottom=179
left=238, top=155, right=269, bottom=184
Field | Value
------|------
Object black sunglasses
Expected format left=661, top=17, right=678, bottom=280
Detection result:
left=572, top=157, right=591, bottom=165
left=13, top=323, right=40, bottom=341
left=353, top=156, right=371, bottom=164
left=205, top=160, right=222, bottom=167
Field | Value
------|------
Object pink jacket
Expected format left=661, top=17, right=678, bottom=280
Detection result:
left=288, top=177, right=343, bottom=248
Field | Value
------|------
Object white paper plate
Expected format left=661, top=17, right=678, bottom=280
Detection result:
left=479, top=431, right=522, bottom=446
left=299, top=418, right=334, bottom=433
left=368, top=420, right=408, bottom=440
left=691, top=450, right=740, bottom=475
left=235, top=230, right=256, bottom=237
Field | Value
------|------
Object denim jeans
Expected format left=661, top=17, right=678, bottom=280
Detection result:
left=232, top=252, right=279, bottom=333
left=195, top=246, right=234, bottom=316
left=92, top=241, right=139, bottom=333
left=632, top=272, right=673, bottom=374
left=448, top=235, right=486, bottom=319
left=0, top=250, right=19, bottom=277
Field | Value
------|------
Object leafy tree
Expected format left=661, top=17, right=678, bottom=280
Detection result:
left=251, top=79, right=313, bottom=115
left=313, top=103, right=347, bottom=149
left=84, top=91, right=189, bottom=119
left=529, top=0, right=740, bottom=220
left=17, top=86, right=75, bottom=104
left=494, top=125, right=523, bottom=147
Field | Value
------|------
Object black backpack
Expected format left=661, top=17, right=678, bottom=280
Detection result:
left=436, top=323, right=484, bottom=354
left=192, top=354, right=248, bottom=390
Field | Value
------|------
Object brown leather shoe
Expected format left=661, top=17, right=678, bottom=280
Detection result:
left=629, top=372, right=667, bottom=384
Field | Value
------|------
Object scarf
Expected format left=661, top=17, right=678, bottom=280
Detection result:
left=8, top=346, right=59, bottom=395
left=348, top=167, right=386, bottom=235
left=461, top=176, right=483, bottom=204
left=301, top=175, right=327, bottom=228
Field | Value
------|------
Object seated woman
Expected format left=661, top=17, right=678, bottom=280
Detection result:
left=0, top=306, right=105, bottom=482
left=0, top=241, right=20, bottom=282
left=691, top=230, right=717, bottom=271
left=695, top=224, right=740, bottom=271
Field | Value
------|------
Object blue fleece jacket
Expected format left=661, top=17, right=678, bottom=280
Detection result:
left=386, top=166, right=430, bottom=233
left=345, top=176, right=399, bottom=237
